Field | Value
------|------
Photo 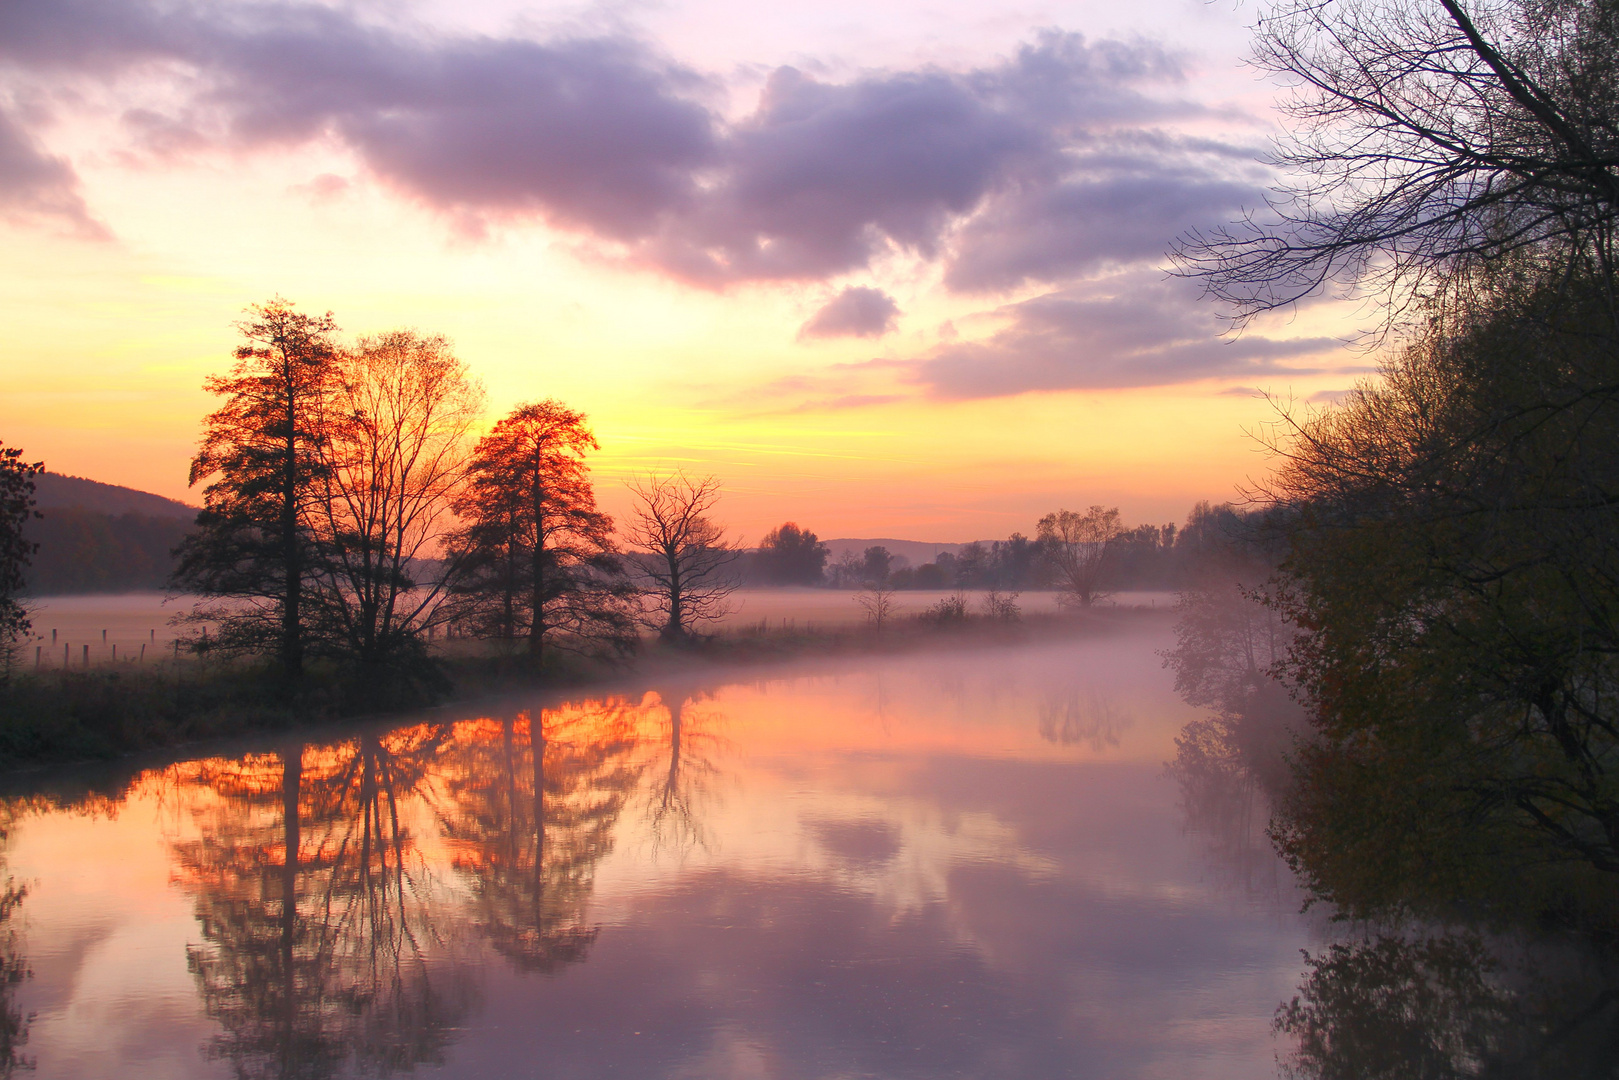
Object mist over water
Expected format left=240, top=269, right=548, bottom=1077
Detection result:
left=0, top=620, right=1319, bottom=1079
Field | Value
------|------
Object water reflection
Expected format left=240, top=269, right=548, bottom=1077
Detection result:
left=1278, top=931, right=1619, bottom=1079
left=1, top=633, right=1337, bottom=1078
left=643, top=691, right=723, bottom=859
left=0, top=809, right=29, bottom=1079
left=438, top=705, right=640, bottom=971
left=172, top=729, right=473, bottom=1079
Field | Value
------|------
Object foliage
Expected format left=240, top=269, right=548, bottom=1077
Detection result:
left=1263, top=263, right=1619, bottom=921
left=26, top=510, right=190, bottom=593
left=0, top=446, right=40, bottom=683
left=624, top=472, right=739, bottom=642
left=755, top=522, right=829, bottom=585
left=449, top=400, right=636, bottom=663
left=1276, top=931, right=1619, bottom=1080
left=174, top=298, right=340, bottom=680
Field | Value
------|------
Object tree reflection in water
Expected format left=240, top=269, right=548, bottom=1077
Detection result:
left=436, top=700, right=643, bottom=972
left=170, top=726, right=475, bottom=1080
left=1167, top=566, right=1619, bottom=1076
left=643, top=690, right=722, bottom=859
left=1278, top=931, right=1619, bottom=1079
left=0, top=804, right=28, bottom=1079
left=1036, top=689, right=1132, bottom=751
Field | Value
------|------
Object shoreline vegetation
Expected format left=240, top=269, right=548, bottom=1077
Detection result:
left=0, top=598, right=1170, bottom=772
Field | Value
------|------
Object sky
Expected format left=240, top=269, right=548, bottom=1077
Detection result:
left=0, top=0, right=1368, bottom=541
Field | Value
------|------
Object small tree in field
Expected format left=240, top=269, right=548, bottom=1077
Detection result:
left=0, top=444, right=41, bottom=682
left=1039, top=505, right=1123, bottom=607
left=450, top=400, right=636, bottom=663
left=175, top=299, right=338, bottom=679
left=624, top=472, right=739, bottom=642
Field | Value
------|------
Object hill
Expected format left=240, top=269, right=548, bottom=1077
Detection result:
left=24, top=474, right=196, bottom=595
left=32, top=473, right=195, bottom=519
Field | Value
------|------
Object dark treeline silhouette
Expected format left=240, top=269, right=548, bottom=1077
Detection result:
left=25, top=509, right=190, bottom=593
left=751, top=502, right=1258, bottom=598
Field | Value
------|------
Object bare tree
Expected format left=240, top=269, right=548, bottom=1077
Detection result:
left=1174, top=0, right=1619, bottom=323
left=856, top=578, right=898, bottom=630
left=307, top=330, right=483, bottom=675
left=623, top=472, right=740, bottom=642
left=1039, top=505, right=1123, bottom=607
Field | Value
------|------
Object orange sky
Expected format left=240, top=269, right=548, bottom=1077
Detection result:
left=0, top=0, right=1369, bottom=541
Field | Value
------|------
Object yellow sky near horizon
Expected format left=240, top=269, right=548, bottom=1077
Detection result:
left=0, top=0, right=1370, bottom=542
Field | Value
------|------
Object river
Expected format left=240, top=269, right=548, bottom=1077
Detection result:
left=0, top=617, right=1320, bottom=1079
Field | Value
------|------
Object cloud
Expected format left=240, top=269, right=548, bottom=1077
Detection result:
left=912, top=275, right=1341, bottom=397
left=0, top=6, right=1258, bottom=290
left=799, top=287, right=901, bottom=340
left=0, top=108, right=106, bottom=237
left=944, top=136, right=1266, bottom=291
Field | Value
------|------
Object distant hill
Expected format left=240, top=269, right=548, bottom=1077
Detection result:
left=32, top=473, right=195, bottom=520
left=24, top=474, right=196, bottom=594
left=822, top=538, right=968, bottom=569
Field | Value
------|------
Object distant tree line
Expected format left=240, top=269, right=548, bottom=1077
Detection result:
left=25, top=510, right=191, bottom=593
left=748, top=501, right=1263, bottom=600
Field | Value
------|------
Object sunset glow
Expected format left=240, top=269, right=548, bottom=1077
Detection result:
left=0, top=0, right=1365, bottom=538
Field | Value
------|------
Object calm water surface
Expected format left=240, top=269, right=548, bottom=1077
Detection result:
left=0, top=622, right=1316, bottom=1079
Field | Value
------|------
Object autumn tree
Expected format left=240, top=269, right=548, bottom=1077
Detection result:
left=1038, top=505, right=1123, bottom=607
left=624, top=472, right=739, bottom=642
left=449, top=401, right=635, bottom=664
left=0, top=445, right=40, bottom=682
left=174, top=299, right=339, bottom=680
left=756, top=523, right=829, bottom=585
left=304, top=330, right=481, bottom=682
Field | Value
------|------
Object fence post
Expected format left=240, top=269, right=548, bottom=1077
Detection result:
left=34, top=646, right=40, bottom=671
left=82, top=644, right=88, bottom=666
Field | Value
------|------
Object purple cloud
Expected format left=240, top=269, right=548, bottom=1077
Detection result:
left=0, top=5, right=1261, bottom=292
left=913, top=276, right=1340, bottom=396
left=0, top=109, right=105, bottom=237
left=799, top=287, right=901, bottom=339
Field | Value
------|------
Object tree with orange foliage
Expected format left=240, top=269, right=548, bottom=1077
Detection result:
left=175, top=299, right=339, bottom=680
left=449, top=401, right=635, bottom=663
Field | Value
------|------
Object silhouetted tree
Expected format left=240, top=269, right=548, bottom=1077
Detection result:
left=756, top=523, right=829, bottom=585
left=0, top=445, right=40, bottom=682
left=624, top=472, right=739, bottom=642
left=859, top=545, right=893, bottom=585
left=449, top=401, right=635, bottom=663
left=1265, top=265, right=1619, bottom=914
left=1038, top=505, right=1123, bottom=607
left=1175, top=0, right=1619, bottom=322
left=174, top=299, right=339, bottom=680
left=305, top=330, right=482, bottom=683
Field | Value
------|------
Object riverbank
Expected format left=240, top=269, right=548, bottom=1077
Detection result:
left=0, top=604, right=1175, bottom=770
